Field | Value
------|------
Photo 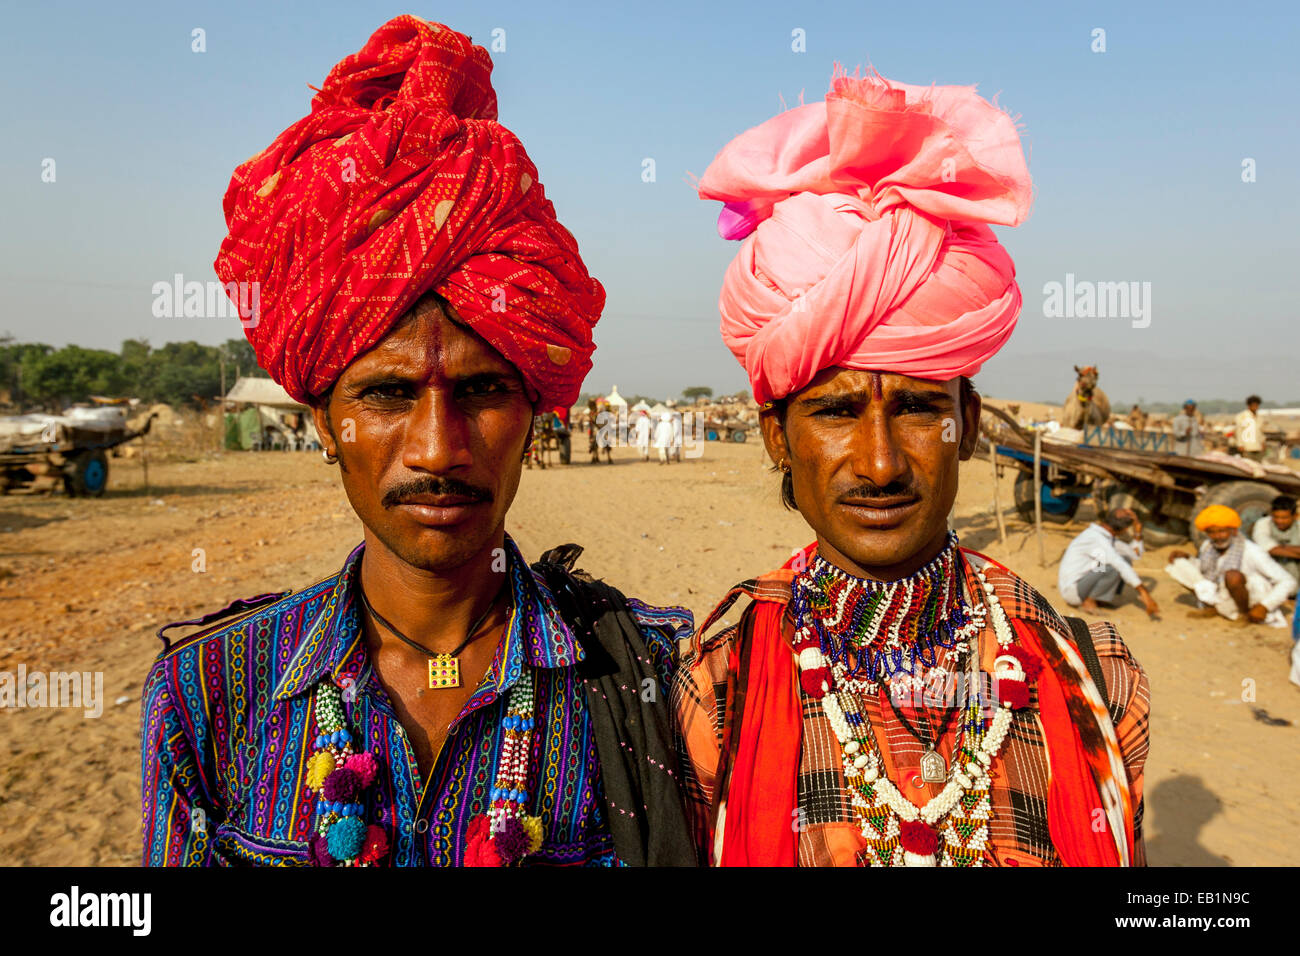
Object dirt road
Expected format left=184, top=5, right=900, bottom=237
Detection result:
left=1, top=440, right=1295, bottom=865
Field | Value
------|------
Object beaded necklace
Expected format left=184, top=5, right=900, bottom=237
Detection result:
left=305, top=669, right=546, bottom=867
left=790, top=533, right=985, bottom=694
left=793, top=548, right=1044, bottom=866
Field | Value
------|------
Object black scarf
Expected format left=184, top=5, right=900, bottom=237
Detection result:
left=534, top=545, right=698, bottom=867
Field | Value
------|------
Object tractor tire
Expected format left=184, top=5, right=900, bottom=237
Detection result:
left=65, top=449, right=109, bottom=497
left=1014, top=471, right=1080, bottom=524
left=1191, top=480, right=1281, bottom=546
left=731, top=429, right=747, bottom=443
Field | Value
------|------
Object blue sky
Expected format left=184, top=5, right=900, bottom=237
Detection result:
left=2, top=0, right=1296, bottom=404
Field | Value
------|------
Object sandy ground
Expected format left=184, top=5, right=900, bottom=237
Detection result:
left=1, top=437, right=1296, bottom=866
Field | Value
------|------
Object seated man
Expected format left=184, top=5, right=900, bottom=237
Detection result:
left=1251, top=495, right=1300, bottom=591
left=673, top=67, right=1147, bottom=867
left=1166, top=505, right=1294, bottom=627
left=1058, top=508, right=1159, bottom=619
left=141, top=17, right=694, bottom=867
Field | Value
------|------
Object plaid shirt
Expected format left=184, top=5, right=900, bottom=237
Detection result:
left=671, top=549, right=1149, bottom=867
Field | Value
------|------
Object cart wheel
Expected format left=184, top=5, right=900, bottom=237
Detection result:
left=65, top=450, right=109, bottom=497
left=706, top=429, right=718, bottom=441
left=1191, top=480, right=1281, bottom=546
left=732, top=429, right=747, bottom=443
left=1013, top=471, right=1079, bottom=524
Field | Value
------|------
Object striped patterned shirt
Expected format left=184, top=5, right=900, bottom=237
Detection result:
left=141, top=537, right=691, bottom=866
left=671, top=548, right=1150, bottom=867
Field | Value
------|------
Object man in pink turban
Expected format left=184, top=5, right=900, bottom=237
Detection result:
left=143, top=16, right=697, bottom=868
left=673, top=68, right=1150, bottom=869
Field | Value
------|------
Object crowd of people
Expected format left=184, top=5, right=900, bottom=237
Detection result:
left=1128, top=394, right=1276, bottom=459
left=1058, top=496, right=1300, bottom=687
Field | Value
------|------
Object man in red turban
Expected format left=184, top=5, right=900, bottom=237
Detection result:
left=215, top=15, right=603, bottom=410
left=673, top=67, right=1150, bottom=869
left=143, top=17, right=697, bottom=868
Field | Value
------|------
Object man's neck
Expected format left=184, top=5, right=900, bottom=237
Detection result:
left=358, top=529, right=508, bottom=649
left=815, top=528, right=952, bottom=583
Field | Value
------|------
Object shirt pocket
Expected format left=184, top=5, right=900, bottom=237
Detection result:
left=213, top=822, right=313, bottom=867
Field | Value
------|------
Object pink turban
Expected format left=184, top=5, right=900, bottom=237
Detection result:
left=698, top=68, right=1033, bottom=403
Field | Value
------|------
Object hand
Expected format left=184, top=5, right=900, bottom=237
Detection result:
left=1247, top=604, right=1268, bottom=623
left=1143, top=596, right=1160, bottom=619
left=1168, top=550, right=1191, bottom=562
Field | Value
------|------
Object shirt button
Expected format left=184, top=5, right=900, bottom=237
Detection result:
left=415, top=819, right=429, bottom=834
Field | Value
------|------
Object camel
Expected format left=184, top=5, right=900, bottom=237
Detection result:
left=1061, top=365, right=1111, bottom=429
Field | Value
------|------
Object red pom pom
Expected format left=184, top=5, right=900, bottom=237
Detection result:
left=463, top=815, right=502, bottom=867
left=800, top=667, right=830, bottom=699
left=999, top=679, right=1030, bottom=710
left=360, top=824, right=389, bottom=864
left=898, top=820, right=940, bottom=855
left=1003, top=643, right=1043, bottom=680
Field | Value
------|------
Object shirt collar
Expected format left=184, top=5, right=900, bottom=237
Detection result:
left=274, top=535, right=583, bottom=701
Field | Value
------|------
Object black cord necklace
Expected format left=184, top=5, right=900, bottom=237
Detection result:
left=357, top=583, right=505, bottom=690
left=883, top=689, right=960, bottom=785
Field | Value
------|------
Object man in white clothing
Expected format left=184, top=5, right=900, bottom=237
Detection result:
left=653, top=413, right=675, bottom=465
left=1058, top=508, right=1160, bottom=619
left=1167, top=504, right=1295, bottom=626
left=1234, top=395, right=1265, bottom=461
left=633, top=411, right=652, bottom=462
left=1251, top=494, right=1300, bottom=590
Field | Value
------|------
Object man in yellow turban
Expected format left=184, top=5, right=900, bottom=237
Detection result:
left=1166, top=505, right=1294, bottom=625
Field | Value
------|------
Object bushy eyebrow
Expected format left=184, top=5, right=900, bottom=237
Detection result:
left=796, top=387, right=954, bottom=410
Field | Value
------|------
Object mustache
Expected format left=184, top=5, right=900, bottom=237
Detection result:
left=381, top=475, right=494, bottom=508
left=837, top=480, right=919, bottom=501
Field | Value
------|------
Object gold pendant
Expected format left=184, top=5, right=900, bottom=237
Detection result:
left=427, top=655, right=461, bottom=689
left=919, top=749, right=947, bottom=783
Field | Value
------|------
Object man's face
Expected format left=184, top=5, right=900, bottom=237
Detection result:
left=1248, top=401, right=1260, bottom=413
left=1206, top=526, right=1237, bottom=550
left=1184, top=403, right=1195, bottom=415
left=761, top=369, right=980, bottom=579
left=311, top=298, right=533, bottom=573
left=1273, top=509, right=1296, bottom=532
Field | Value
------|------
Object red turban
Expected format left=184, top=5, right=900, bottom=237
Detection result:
left=215, top=16, right=604, bottom=408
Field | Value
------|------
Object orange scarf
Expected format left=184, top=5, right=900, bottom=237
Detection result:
left=717, top=549, right=1132, bottom=866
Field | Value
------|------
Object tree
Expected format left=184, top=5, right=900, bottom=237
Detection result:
left=682, top=386, right=713, bottom=402
left=22, top=345, right=129, bottom=409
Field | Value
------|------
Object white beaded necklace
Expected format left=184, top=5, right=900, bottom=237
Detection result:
left=799, top=555, right=1024, bottom=866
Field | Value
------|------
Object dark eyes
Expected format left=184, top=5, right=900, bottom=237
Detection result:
left=358, top=379, right=513, bottom=402
left=812, top=399, right=941, bottom=418
left=360, top=383, right=412, bottom=401
left=814, top=404, right=857, bottom=418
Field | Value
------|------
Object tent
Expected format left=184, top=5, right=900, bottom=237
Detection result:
left=604, top=386, right=628, bottom=409
left=223, top=376, right=311, bottom=450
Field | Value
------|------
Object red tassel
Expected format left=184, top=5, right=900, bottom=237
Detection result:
left=999, top=679, right=1030, bottom=710
left=1003, top=643, right=1043, bottom=680
left=898, top=820, right=939, bottom=855
left=800, top=667, right=830, bottom=699
left=463, top=815, right=503, bottom=867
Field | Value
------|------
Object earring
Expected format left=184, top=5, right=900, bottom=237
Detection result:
left=322, top=449, right=339, bottom=465
left=778, top=457, right=790, bottom=472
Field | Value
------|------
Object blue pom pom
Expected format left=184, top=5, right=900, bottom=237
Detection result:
left=326, top=816, right=366, bottom=860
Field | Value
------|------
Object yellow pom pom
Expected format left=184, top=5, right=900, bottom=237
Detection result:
left=521, top=815, right=544, bottom=855
left=306, top=750, right=336, bottom=790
